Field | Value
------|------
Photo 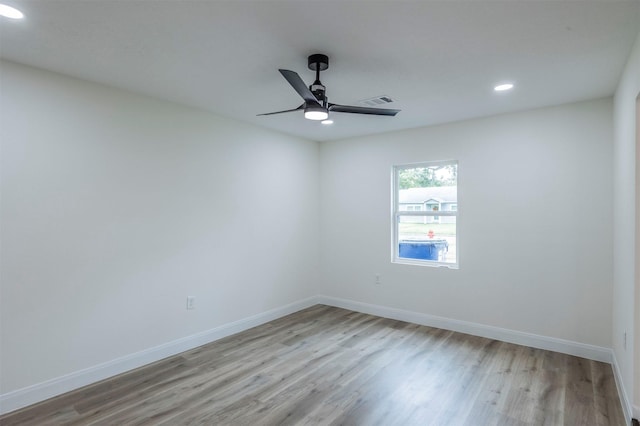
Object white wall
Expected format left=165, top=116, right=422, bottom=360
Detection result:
left=0, top=60, right=320, bottom=395
left=320, top=99, right=613, bottom=348
left=613, top=29, right=640, bottom=419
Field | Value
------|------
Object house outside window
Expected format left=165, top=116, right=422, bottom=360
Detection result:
left=392, top=161, right=458, bottom=267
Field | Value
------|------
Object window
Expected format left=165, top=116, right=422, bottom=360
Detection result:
left=392, top=161, right=458, bottom=267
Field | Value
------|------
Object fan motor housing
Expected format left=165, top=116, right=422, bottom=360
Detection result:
left=308, top=54, right=329, bottom=71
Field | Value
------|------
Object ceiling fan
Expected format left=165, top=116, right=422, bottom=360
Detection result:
left=258, top=54, right=400, bottom=121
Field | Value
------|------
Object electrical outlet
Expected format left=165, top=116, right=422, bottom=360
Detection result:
left=375, top=274, right=381, bottom=285
left=186, top=296, right=195, bottom=310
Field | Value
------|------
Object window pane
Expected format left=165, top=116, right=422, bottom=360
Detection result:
left=398, top=164, right=457, bottom=190
left=398, top=216, right=457, bottom=263
left=395, top=162, right=457, bottom=265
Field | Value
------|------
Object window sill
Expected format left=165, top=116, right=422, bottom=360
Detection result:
left=392, top=258, right=459, bottom=269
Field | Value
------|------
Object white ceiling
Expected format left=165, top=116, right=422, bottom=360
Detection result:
left=1, top=1, right=639, bottom=142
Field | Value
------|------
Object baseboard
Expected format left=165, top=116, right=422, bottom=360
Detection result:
left=317, top=295, right=613, bottom=363
left=0, top=296, right=319, bottom=415
left=610, top=351, right=633, bottom=424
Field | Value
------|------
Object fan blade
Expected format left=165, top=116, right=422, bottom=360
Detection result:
left=257, top=104, right=304, bottom=116
left=328, top=103, right=400, bottom=116
left=279, top=69, right=320, bottom=105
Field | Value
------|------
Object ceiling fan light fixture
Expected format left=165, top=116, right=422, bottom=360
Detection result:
left=304, top=105, right=329, bottom=121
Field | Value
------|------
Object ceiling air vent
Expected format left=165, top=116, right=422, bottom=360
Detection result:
left=358, top=95, right=395, bottom=107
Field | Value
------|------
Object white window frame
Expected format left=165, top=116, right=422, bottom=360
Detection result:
left=391, top=160, right=459, bottom=269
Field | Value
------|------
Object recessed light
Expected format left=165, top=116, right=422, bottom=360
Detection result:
left=494, top=83, right=514, bottom=92
left=321, top=120, right=333, bottom=125
left=0, top=4, right=24, bottom=19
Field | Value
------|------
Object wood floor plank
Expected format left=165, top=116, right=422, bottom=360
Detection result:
left=0, top=305, right=626, bottom=426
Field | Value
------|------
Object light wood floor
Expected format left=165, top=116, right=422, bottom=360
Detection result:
left=0, top=305, right=626, bottom=425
